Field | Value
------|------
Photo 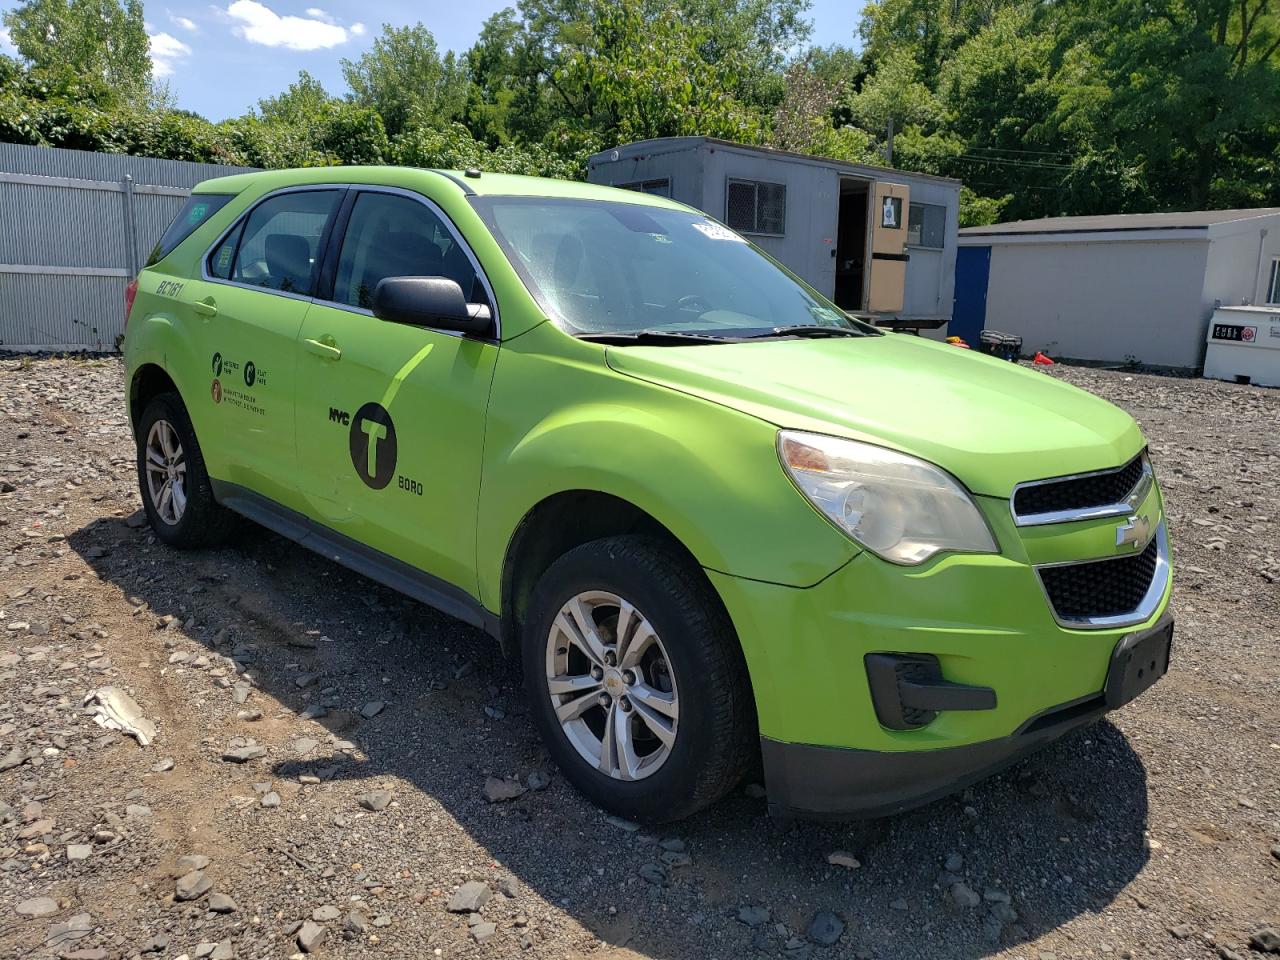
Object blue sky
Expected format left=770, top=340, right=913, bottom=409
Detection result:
left=0, top=0, right=861, bottom=121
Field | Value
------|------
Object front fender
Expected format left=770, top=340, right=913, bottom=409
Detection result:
left=476, top=326, right=858, bottom=610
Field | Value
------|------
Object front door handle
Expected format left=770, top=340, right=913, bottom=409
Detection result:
left=304, top=337, right=342, bottom=361
left=192, top=297, right=217, bottom=317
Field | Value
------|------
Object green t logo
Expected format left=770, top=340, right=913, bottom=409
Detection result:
left=361, top=419, right=387, bottom=476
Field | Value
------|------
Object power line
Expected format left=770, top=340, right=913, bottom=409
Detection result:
left=962, top=145, right=1077, bottom=158
left=951, top=154, right=1075, bottom=170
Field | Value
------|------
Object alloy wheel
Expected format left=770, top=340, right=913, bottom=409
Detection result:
left=144, top=419, right=188, bottom=526
left=545, top=590, right=679, bottom=781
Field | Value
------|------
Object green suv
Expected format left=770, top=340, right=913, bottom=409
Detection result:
left=123, top=166, right=1173, bottom=821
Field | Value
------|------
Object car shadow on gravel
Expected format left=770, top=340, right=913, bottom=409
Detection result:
left=70, top=514, right=1151, bottom=960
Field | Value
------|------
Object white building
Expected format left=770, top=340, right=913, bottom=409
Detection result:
left=955, top=208, right=1280, bottom=369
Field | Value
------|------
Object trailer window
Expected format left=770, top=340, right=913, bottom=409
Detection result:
left=725, top=179, right=786, bottom=236
left=907, top=202, right=945, bottom=249
left=618, top=179, right=671, bottom=197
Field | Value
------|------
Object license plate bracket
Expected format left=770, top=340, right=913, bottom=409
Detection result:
left=1104, top=615, right=1173, bottom=710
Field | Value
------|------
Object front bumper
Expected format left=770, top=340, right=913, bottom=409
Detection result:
left=761, top=690, right=1107, bottom=818
left=762, top=612, right=1172, bottom=818
left=706, top=485, right=1173, bottom=819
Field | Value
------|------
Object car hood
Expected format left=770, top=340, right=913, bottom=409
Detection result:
left=605, top=333, right=1144, bottom=497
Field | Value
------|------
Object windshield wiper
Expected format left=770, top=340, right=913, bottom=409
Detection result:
left=750, top=325, right=866, bottom=339
left=576, top=330, right=734, bottom=345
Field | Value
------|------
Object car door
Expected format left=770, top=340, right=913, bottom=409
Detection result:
left=198, top=187, right=343, bottom=509
left=295, top=187, right=500, bottom=596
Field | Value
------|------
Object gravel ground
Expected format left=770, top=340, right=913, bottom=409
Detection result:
left=0, top=355, right=1277, bottom=960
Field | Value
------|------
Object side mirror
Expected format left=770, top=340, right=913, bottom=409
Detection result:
left=372, top=276, right=492, bottom=336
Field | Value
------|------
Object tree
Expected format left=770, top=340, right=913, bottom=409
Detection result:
left=1053, top=0, right=1280, bottom=209
left=257, top=70, right=333, bottom=124
left=548, top=0, right=762, bottom=144
left=341, top=24, right=469, bottom=139
left=465, top=0, right=811, bottom=147
left=2, top=0, right=151, bottom=102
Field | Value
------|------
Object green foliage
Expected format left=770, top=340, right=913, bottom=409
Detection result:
left=3, top=0, right=151, bottom=103
left=390, top=118, right=585, bottom=178
left=342, top=24, right=469, bottom=139
left=549, top=0, right=762, bottom=144
left=834, top=0, right=1280, bottom=218
left=464, top=0, right=806, bottom=147
left=958, top=186, right=1008, bottom=226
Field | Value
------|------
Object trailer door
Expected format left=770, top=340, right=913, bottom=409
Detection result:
left=866, top=181, right=910, bottom=313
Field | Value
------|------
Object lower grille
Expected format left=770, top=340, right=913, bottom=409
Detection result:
left=1038, top=532, right=1160, bottom=624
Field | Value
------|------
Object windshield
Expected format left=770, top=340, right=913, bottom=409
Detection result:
left=471, top=197, right=873, bottom=339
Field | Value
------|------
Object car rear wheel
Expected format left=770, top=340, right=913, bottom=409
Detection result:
left=136, top=392, right=237, bottom=548
left=523, top=535, right=755, bottom=822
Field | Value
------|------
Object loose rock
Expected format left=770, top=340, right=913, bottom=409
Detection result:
left=16, top=896, right=58, bottom=918
left=175, top=870, right=213, bottom=901
left=357, top=790, right=392, bottom=812
left=297, top=920, right=326, bottom=953
left=208, top=893, right=238, bottom=913
left=482, top=776, right=526, bottom=802
left=447, top=881, right=492, bottom=913
left=807, top=910, right=845, bottom=945
left=950, top=882, right=981, bottom=908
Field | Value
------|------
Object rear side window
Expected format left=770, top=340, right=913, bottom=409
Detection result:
left=207, top=222, right=243, bottom=280
left=227, top=190, right=340, bottom=296
left=147, top=193, right=234, bottom=267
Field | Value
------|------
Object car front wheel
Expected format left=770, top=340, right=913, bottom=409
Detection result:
left=523, top=535, right=755, bottom=822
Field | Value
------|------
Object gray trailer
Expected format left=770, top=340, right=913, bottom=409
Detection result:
left=587, top=137, right=962, bottom=333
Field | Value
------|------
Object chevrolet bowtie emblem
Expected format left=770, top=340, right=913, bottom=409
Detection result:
left=1116, top=514, right=1152, bottom=550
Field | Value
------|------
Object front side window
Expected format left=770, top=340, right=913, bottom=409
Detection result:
left=473, top=197, right=868, bottom=338
left=907, top=202, right=946, bottom=248
left=228, top=190, right=339, bottom=296
left=725, top=179, right=786, bottom=235
left=332, top=192, right=485, bottom=310
left=1268, top=258, right=1280, bottom=305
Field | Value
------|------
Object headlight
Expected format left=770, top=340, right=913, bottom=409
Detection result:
left=778, top=431, right=998, bottom=565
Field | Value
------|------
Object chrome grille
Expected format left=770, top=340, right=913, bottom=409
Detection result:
left=1012, top=452, right=1152, bottom=526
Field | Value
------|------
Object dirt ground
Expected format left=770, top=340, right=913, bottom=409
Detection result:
left=0, top=355, right=1277, bottom=960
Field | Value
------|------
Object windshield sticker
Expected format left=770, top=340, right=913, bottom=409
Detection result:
left=692, top=222, right=747, bottom=243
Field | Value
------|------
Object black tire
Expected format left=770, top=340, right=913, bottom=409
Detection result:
left=135, top=392, right=237, bottom=548
left=523, top=535, right=756, bottom=822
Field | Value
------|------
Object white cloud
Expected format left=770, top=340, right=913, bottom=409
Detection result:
left=349, top=21, right=364, bottom=36
left=303, top=7, right=333, bottom=22
left=149, top=31, right=193, bottom=77
left=0, top=27, right=15, bottom=56
left=170, top=12, right=199, bottom=31
left=226, top=0, right=354, bottom=50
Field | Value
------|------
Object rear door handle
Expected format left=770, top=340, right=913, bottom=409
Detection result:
left=192, top=297, right=217, bottom=317
left=304, top=337, right=342, bottom=361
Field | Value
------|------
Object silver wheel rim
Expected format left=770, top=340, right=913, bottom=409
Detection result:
left=546, top=590, right=679, bottom=781
left=144, top=419, right=187, bottom=526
